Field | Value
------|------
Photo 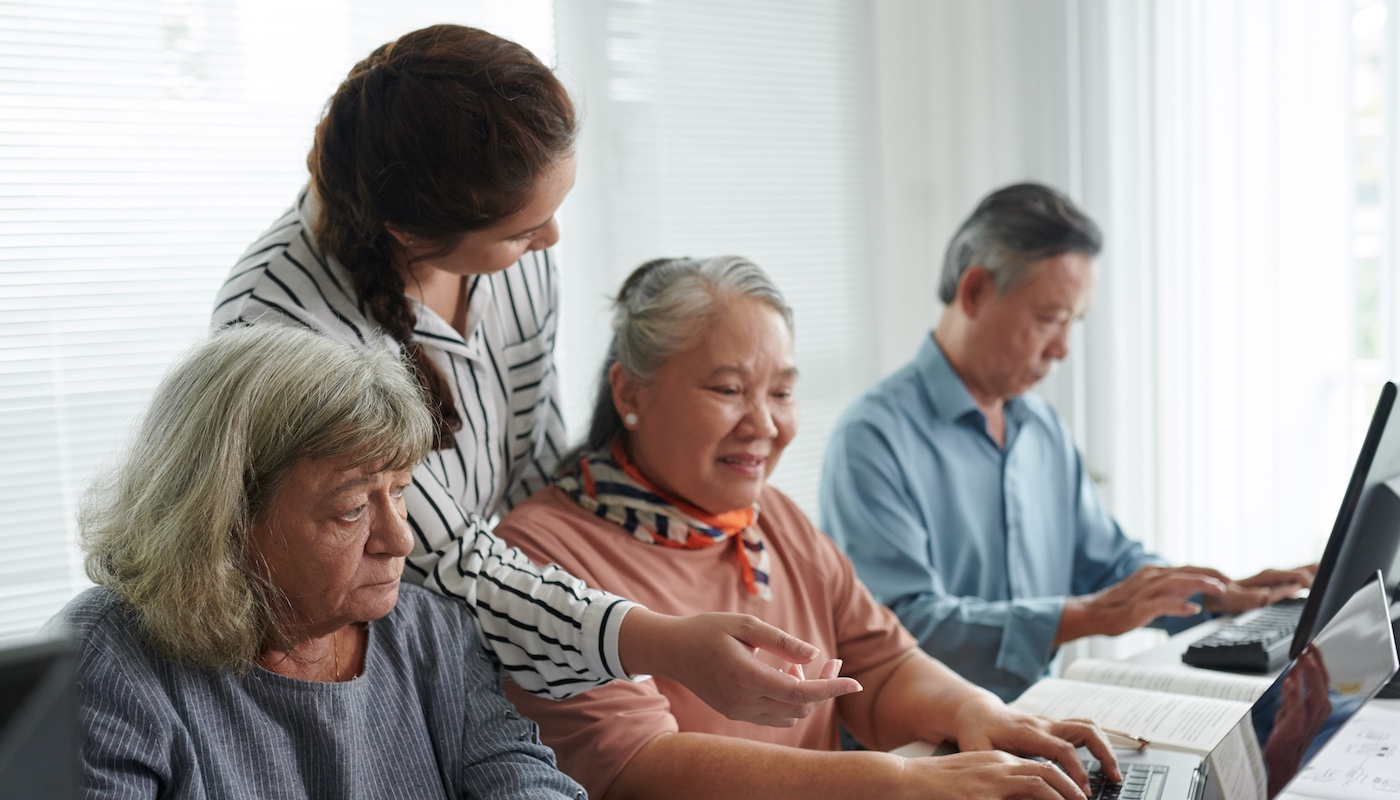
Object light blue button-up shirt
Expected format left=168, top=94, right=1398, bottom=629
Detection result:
left=820, top=335, right=1182, bottom=701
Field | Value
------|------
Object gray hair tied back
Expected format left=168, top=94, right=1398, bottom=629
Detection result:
left=563, top=255, right=793, bottom=471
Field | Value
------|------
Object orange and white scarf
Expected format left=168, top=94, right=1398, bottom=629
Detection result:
left=555, top=442, right=772, bottom=601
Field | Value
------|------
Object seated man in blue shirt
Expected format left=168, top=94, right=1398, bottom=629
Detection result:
left=819, top=182, right=1315, bottom=701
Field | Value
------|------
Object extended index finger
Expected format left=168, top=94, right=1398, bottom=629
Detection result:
left=741, top=675, right=864, bottom=727
left=726, top=647, right=862, bottom=706
left=775, top=675, right=863, bottom=706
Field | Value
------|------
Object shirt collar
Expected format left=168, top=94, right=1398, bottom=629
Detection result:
left=915, top=334, right=981, bottom=423
left=407, top=276, right=491, bottom=360
left=914, top=334, right=1032, bottom=435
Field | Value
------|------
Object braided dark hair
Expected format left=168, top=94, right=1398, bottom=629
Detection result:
left=308, top=24, right=576, bottom=448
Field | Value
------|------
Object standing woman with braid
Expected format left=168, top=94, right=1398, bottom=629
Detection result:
left=212, top=24, right=856, bottom=720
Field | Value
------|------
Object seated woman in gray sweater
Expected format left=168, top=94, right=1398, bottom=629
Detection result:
left=52, top=324, right=584, bottom=799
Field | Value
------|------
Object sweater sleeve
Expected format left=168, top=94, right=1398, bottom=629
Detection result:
left=57, top=593, right=180, bottom=800
left=446, top=600, right=589, bottom=800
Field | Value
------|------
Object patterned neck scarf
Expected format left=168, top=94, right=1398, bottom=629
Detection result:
left=555, top=441, right=772, bottom=600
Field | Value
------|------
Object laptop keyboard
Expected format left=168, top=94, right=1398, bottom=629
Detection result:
left=1087, top=761, right=1169, bottom=800
left=1181, top=597, right=1307, bottom=672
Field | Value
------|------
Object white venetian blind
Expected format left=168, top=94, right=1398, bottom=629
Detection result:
left=1086, top=0, right=1361, bottom=574
left=0, top=0, right=554, bottom=641
left=552, top=0, right=878, bottom=515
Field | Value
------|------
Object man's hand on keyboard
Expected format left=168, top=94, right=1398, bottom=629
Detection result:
left=1203, top=563, right=1318, bottom=616
left=1055, top=566, right=1228, bottom=646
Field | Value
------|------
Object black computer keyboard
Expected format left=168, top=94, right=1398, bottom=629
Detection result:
left=1180, top=597, right=1307, bottom=672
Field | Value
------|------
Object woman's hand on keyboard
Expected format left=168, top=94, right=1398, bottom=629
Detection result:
left=902, top=751, right=1091, bottom=800
left=951, top=694, right=1121, bottom=791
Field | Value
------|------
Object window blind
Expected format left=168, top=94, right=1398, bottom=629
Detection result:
left=553, top=0, right=878, bottom=516
left=0, top=0, right=554, bottom=641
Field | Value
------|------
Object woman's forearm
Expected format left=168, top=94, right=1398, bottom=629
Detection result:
left=618, top=608, right=861, bottom=727
left=604, top=730, right=1084, bottom=800
left=838, top=648, right=991, bottom=751
left=603, top=731, right=909, bottom=800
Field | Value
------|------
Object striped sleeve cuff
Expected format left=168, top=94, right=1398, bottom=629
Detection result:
left=580, top=597, right=641, bottom=681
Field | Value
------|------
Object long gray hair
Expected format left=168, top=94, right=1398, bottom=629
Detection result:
left=563, top=255, right=794, bottom=471
left=939, top=182, right=1102, bottom=304
left=80, top=324, right=433, bottom=670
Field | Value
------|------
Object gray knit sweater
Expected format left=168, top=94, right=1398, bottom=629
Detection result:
left=54, top=583, right=585, bottom=799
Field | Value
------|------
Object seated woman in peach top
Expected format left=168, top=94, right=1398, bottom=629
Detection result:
left=495, top=255, right=1119, bottom=800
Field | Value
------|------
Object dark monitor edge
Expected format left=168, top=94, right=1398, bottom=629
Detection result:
left=1290, top=380, right=1400, bottom=659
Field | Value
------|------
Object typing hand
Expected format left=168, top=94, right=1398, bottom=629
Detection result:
left=899, top=751, right=1092, bottom=800
left=1203, top=563, right=1317, bottom=616
left=1057, top=565, right=1228, bottom=645
left=952, top=694, right=1121, bottom=793
left=618, top=608, right=862, bottom=727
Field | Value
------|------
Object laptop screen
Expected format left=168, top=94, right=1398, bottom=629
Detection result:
left=1206, top=573, right=1398, bottom=799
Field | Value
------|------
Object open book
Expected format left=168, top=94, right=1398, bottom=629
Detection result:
left=1011, top=658, right=1274, bottom=756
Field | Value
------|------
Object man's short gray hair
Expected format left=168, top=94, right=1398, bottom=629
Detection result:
left=565, top=255, right=793, bottom=470
left=939, top=182, right=1103, bottom=304
left=80, top=324, right=433, bottom=670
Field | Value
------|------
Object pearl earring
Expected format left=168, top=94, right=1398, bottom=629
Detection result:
left=624, top=412, right=638, bottom=428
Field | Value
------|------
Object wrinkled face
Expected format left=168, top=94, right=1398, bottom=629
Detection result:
left=615, top=296, right=798, bottom=515
left=249, top=455, right=415, bottom=637
left=965, top=252, right=1095, bottom=401
left=395, top=152, right=577, bottom=277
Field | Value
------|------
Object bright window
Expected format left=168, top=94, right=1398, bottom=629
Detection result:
left=0, top=0, right=554, bottom=641
left=0, top=0, right=877, bottom=641
left=552, top=0, right=878, bottom=514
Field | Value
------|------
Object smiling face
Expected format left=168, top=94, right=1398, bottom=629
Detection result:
left=249, top=455, right=415, bottom=638
left=961, top=252, right=1095, bottom=402
left=394, top=152, right=577, bottom=279
left=612, top=295, right=798, bottom=516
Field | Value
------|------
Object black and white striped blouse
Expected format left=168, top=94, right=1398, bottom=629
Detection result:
left=212, top=189, right=633, bottom=697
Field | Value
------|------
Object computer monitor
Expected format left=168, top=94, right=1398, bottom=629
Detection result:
left=1289, top=381, right=1400, bottom=660
left=0, top=633, right=81, bottom=798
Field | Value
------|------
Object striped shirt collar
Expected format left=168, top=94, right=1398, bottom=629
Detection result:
left=406, top=277, right=492, bottom=362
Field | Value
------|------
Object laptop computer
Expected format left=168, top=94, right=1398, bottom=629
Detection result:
left=1098, top=571, right=1398, bottom=800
